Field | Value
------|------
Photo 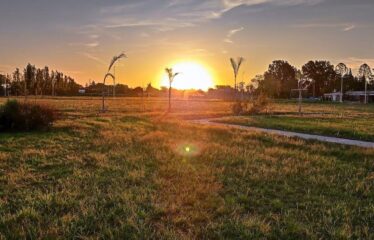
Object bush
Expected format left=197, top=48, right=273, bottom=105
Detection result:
left=248, top=94, right=269, bottom=114
left=231, top=101, right=246, bottom=115
left=231, top=94, right=270, bottom=115
left=0, top=100, right=58, bottom=131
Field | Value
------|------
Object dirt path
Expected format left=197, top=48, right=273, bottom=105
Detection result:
left=192, top=118, right=374, bottom=149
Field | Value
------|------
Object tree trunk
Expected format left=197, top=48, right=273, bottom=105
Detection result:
left=365, top=80, right=368, bottom=104
left=168, top=82, right=171, bottom=112
left=340, top=76, right=344, bottom=103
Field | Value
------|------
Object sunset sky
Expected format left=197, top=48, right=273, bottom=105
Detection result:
left=0, top=0, right=373, bottom=88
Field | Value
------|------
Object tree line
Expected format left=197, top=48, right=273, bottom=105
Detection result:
left=249, top=60, right=374, bottom=98
left=0, top=63, right=82, bottom=97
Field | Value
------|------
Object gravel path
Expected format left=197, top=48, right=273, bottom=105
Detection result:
left=192, top=118, right=374, bottom=149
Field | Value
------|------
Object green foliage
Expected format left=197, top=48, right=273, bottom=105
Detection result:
left=260, top=60, right=297, bottom=98
left=0, top=100, right=58, bottom=131
left=302, top=60, right=337, bottom=96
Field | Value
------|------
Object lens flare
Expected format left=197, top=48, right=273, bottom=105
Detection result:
left=174, top=142, right=201, bottom=158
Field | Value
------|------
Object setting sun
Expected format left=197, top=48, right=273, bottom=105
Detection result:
left=161, top=62, right=214, bottom=91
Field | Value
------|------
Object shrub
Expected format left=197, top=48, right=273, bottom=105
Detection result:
left=248, top=94, right=269, bottom=114
left=0, top=100, right=58, bottom=131
left=231, top=94, right=270, bottom=115
left=232, top=101, right=247, bottom=115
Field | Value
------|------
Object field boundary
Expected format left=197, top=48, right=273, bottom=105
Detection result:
left=192, top=117, right=374, bottom=148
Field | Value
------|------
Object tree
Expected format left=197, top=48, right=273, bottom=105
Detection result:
left=295, top=72, right=312, bottom=114
left=358, top=64, right=373, bottom=104
left=11, top=68, right=22, bottom=96
left=42, top=66, right=50, bottom=96
left=335, top=63, right=349, bottom=103
left=302, top=61, right=336, bottom=97
left=261, top=60, right=297, bottom=98
left=230, top=57, right=244, bottom=93
left=23, top=63, right=36, bottom=100
left=35, top=68, right=43, bottom=97
left=3, top=64, right=81, bottom=97
left=165, top=68, right=180, bottom=112
left=102, top=52, right=127, bottom=112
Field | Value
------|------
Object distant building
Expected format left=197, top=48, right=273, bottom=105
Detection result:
left=324, top=92, right=342, bottom=102
left=345, top=91, right=374, bottom=103
left=78, top=89, right=86, bottom=94
left=324, top=91, right=374, bottom=103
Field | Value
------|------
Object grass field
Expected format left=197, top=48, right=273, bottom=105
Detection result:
left=0, top=97, right=373, bottom=239
left=218, top=101, right=374, bottom=141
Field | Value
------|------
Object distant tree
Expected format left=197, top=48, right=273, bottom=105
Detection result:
left=261, top=60, right=297, bottom=98
left=302, top=61, right=336, bottom=97
left=24, top=63, right=36, bottom=100
left=358, top=64, right=373, bottom=104
left=335, top=63, right=349, bottom=102
left=230, top=57, right=244, bottom=93
left=35, top=68, right=43, bottom=97
left=11, top=68, right=22, bottom=96
left=145, top=83, right=160, bottom=96
left=3, top=64, right=81, bottom=97
left=165, top=68, right=180, bottom=112
left=251, top=75, right=264, bottom=93
left=0, top=74, right=5, bottom=96
left=343, top=69, right=358, bottom=91
left=42, top=66, right=50, bottom=96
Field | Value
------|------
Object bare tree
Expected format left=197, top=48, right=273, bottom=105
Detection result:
left=165, top=68, right=180, bottom=112
left=358, top=64, right=372, bottom=104
left=102, top=52, right=127, bottom=112
left=230, top=57, right=245, bottom=93
left=335, top=63, right=349, bottom=103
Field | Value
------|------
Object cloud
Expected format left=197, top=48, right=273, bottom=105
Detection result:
left=224, top=27, right=244, bottom=43
left=293, top=22, right=357, bottom=32
left=219, top=0, right=324, bottom=15
left=343, top=24, right=355, bottom=32
left=69, top=42, right=100, bottom=48
left=98, top=0, right=326, bottom=32
left=79, top=52, right=106, bottom=65
left=85, top=42, right=100, bottom=47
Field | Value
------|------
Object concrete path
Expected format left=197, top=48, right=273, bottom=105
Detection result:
left=192, top=118, right=374, bottom=149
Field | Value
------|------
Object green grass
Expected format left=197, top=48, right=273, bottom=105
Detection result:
left=219, top=102, right=374, bottom=141
left=0, top=98, right=373, bottom=239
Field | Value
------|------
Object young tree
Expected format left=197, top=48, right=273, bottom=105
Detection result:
left=295, top=72, right=312, bottom=114
left=358, top=64, right=373, bottom=104
left=165, top=68, right=180, bottom=112
left=102, top=52, right=126, bottom=112
left=335, top=63, right=349, bottom=103
left=230, top=57, right=244, bottom=93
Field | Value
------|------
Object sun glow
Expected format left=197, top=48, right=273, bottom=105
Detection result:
left=161, top=61, right=214, bottom=91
